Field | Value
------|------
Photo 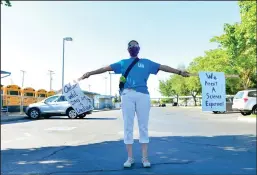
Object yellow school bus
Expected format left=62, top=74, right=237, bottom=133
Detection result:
left=47, top=90, right=55, bottom=97
left=21, top=87, right=37, bottom=107
left=3, top=84, right=22, bottom=112
left=36, top=89, right=47, bottom=102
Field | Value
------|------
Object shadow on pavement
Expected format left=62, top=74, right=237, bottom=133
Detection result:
left=85, top=117, right=117, bottom=120
left=1, top=118, right=33, bottom=125
left=1, top=135, right=256, bottom=175
left=46, top=117, right=117, bottom=120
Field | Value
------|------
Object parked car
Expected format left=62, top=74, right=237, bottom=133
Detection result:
left=25, top=94, right=93, bottom=119
left=158, top=103, right=166, bottom=107
left=213, top=96, right=235, bottom=114
left=232, top=89, right=257, bottom=116
left=172, top=102, right=178, bottom=106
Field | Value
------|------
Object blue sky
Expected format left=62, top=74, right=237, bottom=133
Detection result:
left=1, top=1, right=240, bottom=97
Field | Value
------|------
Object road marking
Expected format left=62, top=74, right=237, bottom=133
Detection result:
left=44, top=127, right=77, bottom=131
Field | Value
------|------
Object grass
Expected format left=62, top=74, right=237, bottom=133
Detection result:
left=250, top=114, right=256, bottom=118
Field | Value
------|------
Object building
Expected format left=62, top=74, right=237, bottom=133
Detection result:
left=94, top=95, right=115, bottom=110
left=83, top=90, right=100, bottom=100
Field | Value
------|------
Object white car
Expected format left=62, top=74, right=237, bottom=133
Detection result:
left=232, top=89, right=257, bottom=116
left=25, top=94, right=93, bottom=119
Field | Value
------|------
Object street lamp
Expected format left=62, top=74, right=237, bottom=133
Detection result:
left=62, top=37, right=73, bottom=93
left=109, top=71, right=115, bottom=96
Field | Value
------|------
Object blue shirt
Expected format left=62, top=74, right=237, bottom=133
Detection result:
left=110, top=58, right=161, bottom=94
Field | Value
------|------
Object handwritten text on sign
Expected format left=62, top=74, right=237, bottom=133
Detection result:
left=63, top=82, right=94, bottom=115
left=199, top=72, right=226, bottom=111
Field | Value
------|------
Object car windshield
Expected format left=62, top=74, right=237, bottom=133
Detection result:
left=234, top=91, right=244, bottom=99
left=44, top=96, right=60, bottom=103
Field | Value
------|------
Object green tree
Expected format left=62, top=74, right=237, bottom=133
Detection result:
left=113, top=94, right=121, bottom=103
left=151, top=100, right=158, bottom=105
left=188, top=49, right=241, bottom=95
left=1, top=0, right=11, bottom=6
left=159, top=74, right=189, bottom=104
left=159, top=78, right=174, bottom=97
left=210, top=1, right=256, bottom=89
left=160, top=98, right=173, bottom=104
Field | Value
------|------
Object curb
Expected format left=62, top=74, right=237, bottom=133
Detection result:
left=93, top=109, right=120, bottom=112
left=177, top=106, right=202, bottom=109
left=237, top=116, right=256, bottom=123
left=1, top=115, right=28, bottom=122
left=1, top=109, right=121, bottom=122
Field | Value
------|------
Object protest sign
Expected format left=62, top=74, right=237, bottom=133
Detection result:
left=63, top=82, right=94, bottom=115
left=199, top=72, right=226, bottom=111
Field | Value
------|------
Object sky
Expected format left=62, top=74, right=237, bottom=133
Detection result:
left=1, top=1, right=241, bottom=98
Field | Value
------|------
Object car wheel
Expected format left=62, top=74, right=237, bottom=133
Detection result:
left=67, top=108, right=78, bottom=119
left=251, top=105, right=257, bottom=115
left=79, top=113, right=87, bottom=119
left=28, top=108, right=40, bottom=119
left=213, top=111, right=219, bottom=114
left=240, top=111, right=252, bottom=116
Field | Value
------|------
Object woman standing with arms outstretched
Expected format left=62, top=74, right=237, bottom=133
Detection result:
left=78, top=40, right=190, bottom=168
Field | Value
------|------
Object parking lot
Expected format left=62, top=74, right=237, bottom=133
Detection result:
left=1, top=107, right=256, bottom=175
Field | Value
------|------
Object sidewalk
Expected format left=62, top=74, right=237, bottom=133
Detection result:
left=1, top=109, right=121, bottom=122
left=93, top=108, right=120, bottom=112
left=1, top=112, right=27, bottom=122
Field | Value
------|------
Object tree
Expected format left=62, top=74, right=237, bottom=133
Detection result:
left=159, top=78, right=174, bottom=97
left=159, top=74, right=189, bottom=104
left=160, top=98, right=173, bottom=104
left=210, top=1, right=256, bottom=89
left=1, top=0, right=11, bottom=6
left=185, top=57, right=202, bottom=106
left=113, top=94, right=121, bottom=103
left=151, top=100, right=158, bottom=105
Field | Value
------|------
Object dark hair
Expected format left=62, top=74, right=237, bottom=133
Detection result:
left=128, top=40, right=139, bottom=48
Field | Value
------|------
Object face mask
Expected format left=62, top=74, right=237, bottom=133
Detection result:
left=128, top=46, right=140, bottom=57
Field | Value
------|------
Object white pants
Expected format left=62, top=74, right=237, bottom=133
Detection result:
left=121, top=89, right=151, bottom=144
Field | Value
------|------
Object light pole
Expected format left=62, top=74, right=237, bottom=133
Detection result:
left=104, top=76, right=107, bottom=95
left=48, top=70, right=54, bottom=91
left=20, top=70, right=26, bottom=88
left=62, top=37, right=73, bottom=94
left=20, top=70, right=26, bottom=114
left=109, top=72, right=115, bottom=96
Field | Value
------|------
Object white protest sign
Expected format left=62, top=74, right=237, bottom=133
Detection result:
left=63, top=82, right=94, bottom=115
left=199, top=72, right=226, bottom=111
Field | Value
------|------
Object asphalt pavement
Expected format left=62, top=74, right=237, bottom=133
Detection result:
left=1, top=107, right=256, bottom=175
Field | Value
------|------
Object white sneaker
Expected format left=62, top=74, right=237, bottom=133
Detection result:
left=123, top=157, right=134, bottom=168
left=142, top=157, right=151, bottom=168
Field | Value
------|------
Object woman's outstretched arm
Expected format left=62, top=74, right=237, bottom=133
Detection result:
left=78, top=65, right=113, bottom=81
left=159, top=65, right=190, bottom=77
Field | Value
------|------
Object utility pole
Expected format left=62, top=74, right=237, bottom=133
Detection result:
left=88, top=84, right=91, bottom=92
left=20, top=70, right=26, bottom=115
left=109, top=72, right=115, bottom=96
left=104, top=77, right=107, bottom=95
left=48, top=70, right=54, bottom=91
left=20, top=70, right=26, bottom=88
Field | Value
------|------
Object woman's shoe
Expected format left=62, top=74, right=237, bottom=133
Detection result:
left=123, top=157, right=134, bottom=168
left=142, top=157, right=151, bottom=168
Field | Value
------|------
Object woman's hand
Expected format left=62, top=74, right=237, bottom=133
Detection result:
left=78, top=72, right=91, bottom=81
left=180, top=71, right=190, bottom=77
left=78, top=66, right=113, bottom=81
